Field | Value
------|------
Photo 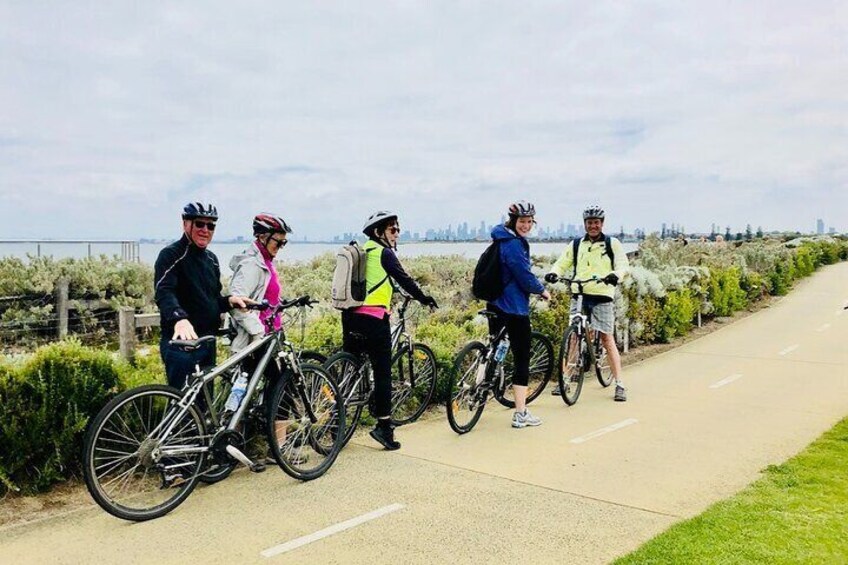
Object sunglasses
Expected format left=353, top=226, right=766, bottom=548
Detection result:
left=271, top=236, right=289, bottom=247
left=193, top=220, right=216, bottom=231
left=387, top=226, right=400, bottom=235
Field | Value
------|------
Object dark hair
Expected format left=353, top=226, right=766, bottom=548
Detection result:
left=505, top=216, right=517, bottom=231
left=370, top=218, right=398, bottom=238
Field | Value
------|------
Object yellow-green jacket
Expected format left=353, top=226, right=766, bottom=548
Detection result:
left=548, top=235, right=629, bottom=299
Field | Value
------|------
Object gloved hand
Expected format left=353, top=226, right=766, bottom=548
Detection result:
left=421, top=295, right=439, bottom=309
left=602, top=273, right=619, bottom=286
left=544, top=273, right=559, bottom=284
left=296, top=295, right=312, bottom=307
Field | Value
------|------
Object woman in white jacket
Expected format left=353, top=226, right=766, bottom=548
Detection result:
left=228, top=213, right=294, bottom=459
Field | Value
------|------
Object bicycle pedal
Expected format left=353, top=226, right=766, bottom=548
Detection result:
left=249, top=462, right=267, bottom=473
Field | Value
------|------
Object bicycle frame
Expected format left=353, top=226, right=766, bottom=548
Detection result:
left=152, top=303, right=319, bottom=462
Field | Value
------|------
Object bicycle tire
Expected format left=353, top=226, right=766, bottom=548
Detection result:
left=266, top=363, right=345, bottom=481
left=390, top=342, right=438, bottom=426
left=495, top=332, right=554, bottom=408
left=299, top=350, right=327, bottom=365
left=447, top=341, right=489, bottom=434
left=558, top=328, right=585, bottom=405
left=594, top=335, right=614, bottom=387
left=323, top=351, right=366, bottom=447
left=83, top=384, right=207, bottom=521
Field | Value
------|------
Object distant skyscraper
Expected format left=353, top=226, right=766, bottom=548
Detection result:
left=816, top=219, right=825, bottom=234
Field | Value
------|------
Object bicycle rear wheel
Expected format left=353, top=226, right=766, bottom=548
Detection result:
left=390, top=343, right=437, bottom=426
left=323, top=351, right=366, bottom=447
left=496, top=332, right=554, bottom=408
left=558, top=328, right=585, bottom=405
left=83, top=384, right=207, bottom=521
left=447, top=341, right=488, bottom=434
left=267, top=363, right=345, bottom=481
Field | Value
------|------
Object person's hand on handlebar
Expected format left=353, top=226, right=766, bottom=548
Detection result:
left=602, top=273, right=619, bottom=286
left=173, top=319, right=198, bottom=340
left=540, top=290, right=551, bottom=301
left=229, top=295, right=256, bottom=310
left=421, top=295, right=439, bottom=309
left=544, top=273, right=559, bottom=284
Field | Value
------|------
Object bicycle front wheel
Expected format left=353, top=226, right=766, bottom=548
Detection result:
left=323, top=351, right=365, bottom=447
left=496, top=332, right=554, bottom=408
left=390, top=343, right=438, bottom=426
left=83, top=384, right=207, bottom=521
left=558, top=328, right=585, bottom=406
left=267, top=363, right=345, bottom=481
left=447, top=341, right=488, bottom=434
left=594, top=335, right=614, bottom=387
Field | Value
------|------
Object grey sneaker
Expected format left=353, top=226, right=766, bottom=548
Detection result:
left=614, top=385, right=627, bottom=402
left=512, top=409, right=542, bottom=428
left=551, top=385, right=561, bottom=396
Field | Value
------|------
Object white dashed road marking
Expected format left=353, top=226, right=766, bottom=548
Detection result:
left=261, top=504, right=405, bottom=558
left=570, top=419, right=639, bottom=444
left=709, top=374, right=743, bottom=389
left=778, top=344, right=799, bottom=356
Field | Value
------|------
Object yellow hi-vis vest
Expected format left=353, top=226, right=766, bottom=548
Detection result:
left=362, top=240, right=392, bottom=308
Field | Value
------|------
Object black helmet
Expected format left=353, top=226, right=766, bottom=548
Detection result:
left=508, top=200, right=536, bottom=218
left=253, top=213, right=293, bottom=236
left=362, top=210, right=398, bottom=236
left=182, top=202, right=219, bottom=220
left=583, top=205, right=605, bottom=220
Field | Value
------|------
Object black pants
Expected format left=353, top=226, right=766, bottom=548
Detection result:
left=160, top=337, right=217, bottom=390
left=341, top=311, right=392, bottom=419
left=486, top=305, right=532, bottom=387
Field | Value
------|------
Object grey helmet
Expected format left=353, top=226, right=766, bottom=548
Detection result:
left=362, top=210, right=398, bottom=236
left=508, top=200, right=536, bottom=218
left=583, top=205, right=605, bottom=220
left=182, top=201, right=219, bottom=220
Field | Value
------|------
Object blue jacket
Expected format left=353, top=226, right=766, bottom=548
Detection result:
left=489, top=225, right=545, bottom=316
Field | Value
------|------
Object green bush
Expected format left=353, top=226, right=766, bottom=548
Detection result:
left=707, top=267, right=748, bottom=317
left=0, top=340, right=122, bottom=494
left=659, top=289, right=698, bottom=342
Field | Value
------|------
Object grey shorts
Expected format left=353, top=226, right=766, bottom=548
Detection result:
left=570, top=298, right=615, bottom=335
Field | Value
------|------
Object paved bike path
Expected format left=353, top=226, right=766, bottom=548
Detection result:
left=2, top=262, right=847, bottom=564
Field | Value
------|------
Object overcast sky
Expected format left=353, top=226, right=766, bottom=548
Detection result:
left=1, top=1, right=846, bottom=240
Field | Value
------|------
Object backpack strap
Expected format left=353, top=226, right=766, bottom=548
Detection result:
left=572, top=237, right=581, bottom=281
left=604, top=235, right=615, bottom=270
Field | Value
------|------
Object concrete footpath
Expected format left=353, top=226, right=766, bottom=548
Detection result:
left=1, top=262, right=846, bottom=564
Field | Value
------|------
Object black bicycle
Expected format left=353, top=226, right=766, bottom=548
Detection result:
left=548, top=275, right=614, bottom=405
left=82, top=296, right=345, bottom=521
left=323, top=293, right=438, bottom=447
left=447, top=309, right=553, bottom=434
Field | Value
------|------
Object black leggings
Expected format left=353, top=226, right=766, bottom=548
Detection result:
left=341, top=311, right=393, bottom=419
left=487, top=305, right=532, bottom=387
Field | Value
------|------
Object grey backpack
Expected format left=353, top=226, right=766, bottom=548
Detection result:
left=331, top=241, right=368, bottom=310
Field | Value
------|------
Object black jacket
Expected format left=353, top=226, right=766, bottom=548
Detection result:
left=154, top=235, right=230, bottom=338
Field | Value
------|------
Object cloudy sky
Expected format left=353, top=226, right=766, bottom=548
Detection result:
left=1, top=1, right=846, bottom=240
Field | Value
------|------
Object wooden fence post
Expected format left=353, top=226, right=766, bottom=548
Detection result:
left=118, top=307, right=136, bottom=362
left=55, top=278, right=69, bottom=339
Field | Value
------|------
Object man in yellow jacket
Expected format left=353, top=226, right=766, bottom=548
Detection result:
left=545, top=206, right=630, bottom=401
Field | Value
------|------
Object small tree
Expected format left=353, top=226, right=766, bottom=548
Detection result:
left=745, top=224, right=753, bottom=241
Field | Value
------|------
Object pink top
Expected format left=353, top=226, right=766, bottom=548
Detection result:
left=352, top=305, right=388, bottom=319
left=257, top=243, right=282, bottom=332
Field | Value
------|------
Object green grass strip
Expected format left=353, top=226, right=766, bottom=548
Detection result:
left=616, top=418, right=848, bottom=565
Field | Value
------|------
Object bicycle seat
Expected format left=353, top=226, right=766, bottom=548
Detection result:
left=169, top=335, right=216, bottom=350
left=478, top=309, right=500, bottom=319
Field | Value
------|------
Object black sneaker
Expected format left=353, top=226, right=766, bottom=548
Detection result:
left=369, top=425, right=401, bottom=451
left=614, top=385, right=627, bottom=402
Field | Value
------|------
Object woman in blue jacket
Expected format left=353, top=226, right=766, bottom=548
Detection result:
left=488, top=201, right=551, bottom=428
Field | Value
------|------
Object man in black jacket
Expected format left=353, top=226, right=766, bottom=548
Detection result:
left=155, top=202, right=249, bottom=389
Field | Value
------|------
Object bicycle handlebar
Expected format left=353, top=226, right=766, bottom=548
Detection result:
left=546, top=274, right=608, bottom=286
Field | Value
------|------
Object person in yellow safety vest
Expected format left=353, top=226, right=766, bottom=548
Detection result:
left=341, top=211, right=438, bottom=450
left=545, top=205, right=630, bottom=402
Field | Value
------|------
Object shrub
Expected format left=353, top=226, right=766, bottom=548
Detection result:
left=0, top=340, right=121, bottom=494
left=659, top=289, right=698, bottom=342
left=707, top=267, right=747, bottom=317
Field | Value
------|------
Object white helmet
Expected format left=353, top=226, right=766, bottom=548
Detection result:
left=583, top=205, right=605, bottom=220
left=362, top=210, right=398, bottom=236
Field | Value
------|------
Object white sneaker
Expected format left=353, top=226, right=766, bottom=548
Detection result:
left=512, top=409, right=542, bottom=428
